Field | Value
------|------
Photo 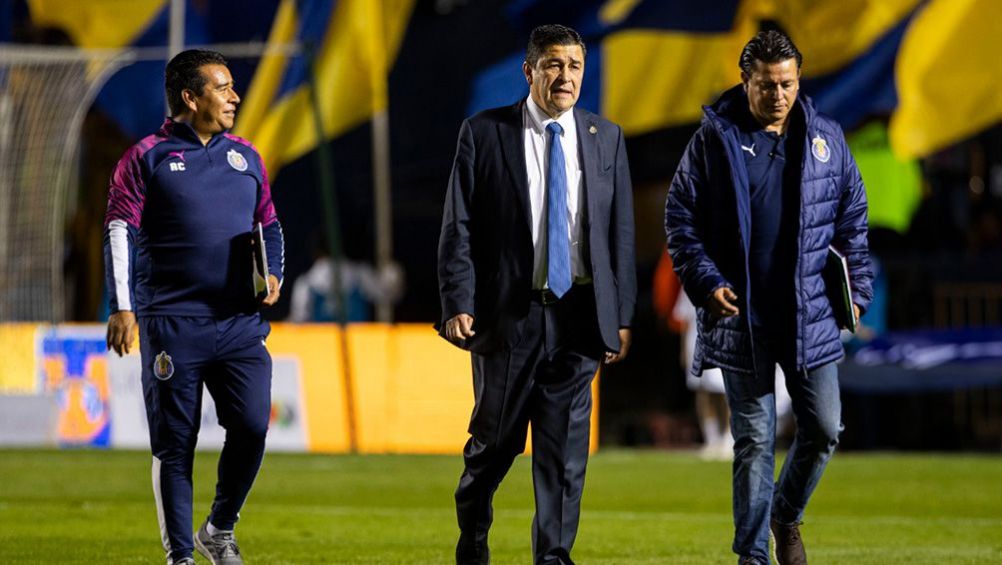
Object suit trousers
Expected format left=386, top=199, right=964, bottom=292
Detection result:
left=455, top=285, right=602, bottom=565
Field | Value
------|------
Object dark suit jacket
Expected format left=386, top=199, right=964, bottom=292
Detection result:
left=437, top=100, right=636, bottom=354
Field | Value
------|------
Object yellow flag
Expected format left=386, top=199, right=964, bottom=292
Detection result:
left=26, top=0, right=166, bottom=48
left=601, top=0, right=760, bottom=136
left=234, top=0, right=415, bottom=176
left=603, top=31, right=739, bottom=135
left=771, top=0, right=921, bottom=77
left=890, top=0, right=1002, bottom=158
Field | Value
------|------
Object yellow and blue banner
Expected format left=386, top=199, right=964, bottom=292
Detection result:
left=21, top=0, right=415, bottom=177
left=25, top=0, right=166, bottom=49
left=889, top=0, right=1002, bottom=158
left=21, top=0, right=1002, bottom=162
left=466, top=0, right=750, bottom=130
left=468, top=0, right=1000, bottom=160
left=233, top=0, right=416, bottom=175
left=23, top=0, right=281, bottom=139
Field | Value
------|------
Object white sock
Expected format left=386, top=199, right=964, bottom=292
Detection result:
left=721, top=430, right=734, bottom=449
left=702, top=418, right=722, bottom=446
left=206, top=521, right=232, bottom=536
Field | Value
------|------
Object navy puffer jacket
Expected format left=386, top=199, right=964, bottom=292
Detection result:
left=665, top=86, right=873, bottom=376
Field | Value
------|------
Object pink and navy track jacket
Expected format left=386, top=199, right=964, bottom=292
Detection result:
left=104, top=118, right=284, bottom=317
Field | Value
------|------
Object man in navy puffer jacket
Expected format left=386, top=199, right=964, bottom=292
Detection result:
left=665, top=31, right=873, bottom=565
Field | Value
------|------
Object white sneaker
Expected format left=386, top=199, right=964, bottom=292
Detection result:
left=194, top=520, right=243, bottom=565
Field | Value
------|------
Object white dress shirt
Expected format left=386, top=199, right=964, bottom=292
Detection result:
left=523, top=96, right=587, bottom=290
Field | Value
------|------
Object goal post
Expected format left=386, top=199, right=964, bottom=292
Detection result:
left=0, top=46, right=130, bottom=322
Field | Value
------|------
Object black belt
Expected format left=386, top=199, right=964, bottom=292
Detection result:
left=532, top=281, right=593, bottom=305
left=532, top=288, right=561, bottom=305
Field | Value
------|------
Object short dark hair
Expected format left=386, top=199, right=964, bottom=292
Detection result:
left=165, top=49, right=228, bottom=116
left=525, top=24, right=586, bottom=67
left=739, top=30, right=802, bottom=75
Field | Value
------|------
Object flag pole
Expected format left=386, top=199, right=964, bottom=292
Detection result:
left=370, top=1, right=394, bottom=323
left=305, top=42, right=358, bottom=454
left=372, top=110, right=393, bottom=323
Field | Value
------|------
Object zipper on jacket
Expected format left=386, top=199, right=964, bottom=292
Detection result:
left=796, top=131, right=811, bottom=370
left=706, top=113, right=759, bottom=373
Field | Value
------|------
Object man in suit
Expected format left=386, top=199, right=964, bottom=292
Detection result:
left=437, top=24, right=636, bottom=565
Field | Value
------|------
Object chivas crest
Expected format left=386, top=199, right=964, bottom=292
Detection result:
left=227, top=149, right=248, bottom=172
left=811, top=135, right=831, bottom=163
left=154, top=351, right=175, bottom=381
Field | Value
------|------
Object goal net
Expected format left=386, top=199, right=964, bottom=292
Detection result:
left=0, top=46, right=128, bottom=322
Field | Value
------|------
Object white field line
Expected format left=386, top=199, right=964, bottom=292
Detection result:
left=4, top=501, right=1001, bottom=529
left=250, top=504, right=1002, bottom=528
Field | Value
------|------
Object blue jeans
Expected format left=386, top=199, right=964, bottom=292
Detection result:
left=721, top=337, right=842, bottom=564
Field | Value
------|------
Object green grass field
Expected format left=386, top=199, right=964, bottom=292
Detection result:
left=1, top=449, right=1000, bottom=563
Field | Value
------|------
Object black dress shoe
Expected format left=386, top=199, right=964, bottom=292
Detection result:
left=456, top=532, right=489, bottom=565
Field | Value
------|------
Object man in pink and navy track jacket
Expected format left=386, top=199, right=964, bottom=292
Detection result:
left=103, top=49, right=284, bottom=565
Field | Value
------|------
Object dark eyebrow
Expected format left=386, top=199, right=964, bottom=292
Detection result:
left=543, top=56, right=583, bottom=65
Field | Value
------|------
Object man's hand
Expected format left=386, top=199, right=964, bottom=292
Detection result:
left=261, top=274, right=281, bottom=307
left=107, top=310, right=137, bottom=357
left=444, top=313, right=475, bottom=343
left=853, top=303, right=861, bottom=326
left=708, top=286, right=740, bottom=317
left=604, top=328, right=632, bottom=364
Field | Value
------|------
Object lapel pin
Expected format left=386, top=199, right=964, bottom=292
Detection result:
left=589, top=125, right=598, bottom=135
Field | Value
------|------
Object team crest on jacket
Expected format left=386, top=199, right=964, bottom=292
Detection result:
left=227, top=149, right=249, bottom=171
left=811, top=135, right=831, bottom=163
left=153, top=351, right=175, bottom=381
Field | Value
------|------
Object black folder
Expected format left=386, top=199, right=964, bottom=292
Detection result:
left=823, top=245, right=856, bottom=333
left=251, top=222, right=269, bottom=300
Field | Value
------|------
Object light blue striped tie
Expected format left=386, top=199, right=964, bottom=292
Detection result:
left=546, top=122, right=571, bottom=298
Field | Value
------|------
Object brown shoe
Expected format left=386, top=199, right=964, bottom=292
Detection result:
left=770, top=519, right=807, bottom=565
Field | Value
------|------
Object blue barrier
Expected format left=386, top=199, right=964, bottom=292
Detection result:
left=840, top=328, right=1002, bottom=393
